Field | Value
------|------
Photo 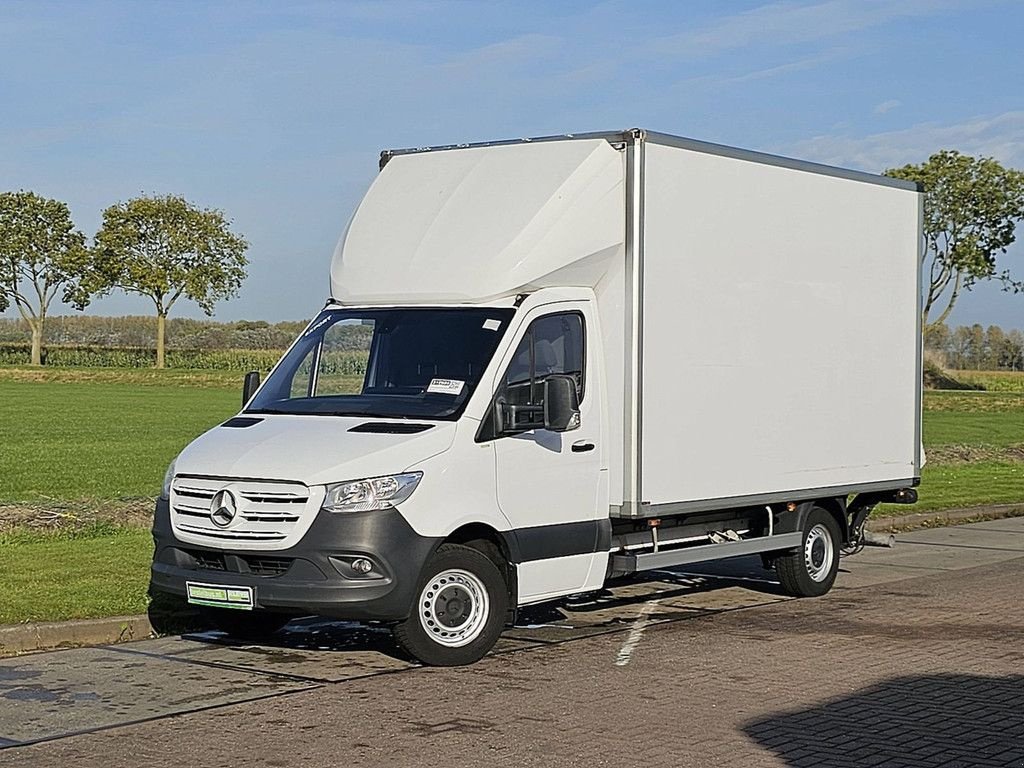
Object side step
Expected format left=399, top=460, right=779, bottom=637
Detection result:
left=611, top=532, right=803, bottom=575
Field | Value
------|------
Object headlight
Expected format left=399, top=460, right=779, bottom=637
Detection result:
left=322, top=472, right=422, bottom=513
left=161, top=458, right=177, bottom=500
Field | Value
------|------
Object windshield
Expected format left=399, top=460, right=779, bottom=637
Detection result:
left=246, top=307, right=515, bottom=420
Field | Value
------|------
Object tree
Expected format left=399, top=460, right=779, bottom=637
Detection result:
left=72, top=195, right=249, bottom=368
left=1005, top=330, right=1024, bottom=371
left=0, top=191, right=87, bottom=365
left=885, top=151, right=1024, bottom=329
left=985, top=325, right=1006, bottom=369
left=949, top=326, right=972, bottom=369
left=923, top=321, right=951, bottom=361
left=966, top=323, right=985, bottom=370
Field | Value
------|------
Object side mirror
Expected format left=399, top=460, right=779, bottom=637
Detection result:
left=492, top=396, right=507, bottom=434
left=543, top=375, right=580, bottom=432
left=494, top=396, right=538, bottom=435
left=242, top=370, right=261, bottom=407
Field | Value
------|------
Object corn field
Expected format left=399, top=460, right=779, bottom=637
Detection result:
left=0, top=344, right=368, bottom=375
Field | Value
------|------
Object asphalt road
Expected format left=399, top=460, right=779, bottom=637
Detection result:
left=2, top=517, right=1023, bottom=767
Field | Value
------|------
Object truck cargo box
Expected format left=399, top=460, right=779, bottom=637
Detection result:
left=629, top=133, right=922, bottom=517
left=333, top=129, right=922, bottom=519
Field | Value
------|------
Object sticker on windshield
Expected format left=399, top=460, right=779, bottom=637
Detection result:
left=482, top=318, right=501, bottom=331
left=427, top=378, right=465, bottom=395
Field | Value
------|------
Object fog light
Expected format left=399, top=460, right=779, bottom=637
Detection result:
left=352, top=558, right=374, bottom=574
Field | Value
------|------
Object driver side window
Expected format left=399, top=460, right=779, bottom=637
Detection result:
left=482, top=312, right=584, bottom=438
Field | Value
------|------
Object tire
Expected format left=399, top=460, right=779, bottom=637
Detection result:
left=201, top=607, right=293, bottom=639
left=775, top=507, right=841, bottom=598
left=393, top=543, right=508, bottom=666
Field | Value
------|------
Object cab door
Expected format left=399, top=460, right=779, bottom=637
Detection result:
left=485, top=303, right=607, bottom=603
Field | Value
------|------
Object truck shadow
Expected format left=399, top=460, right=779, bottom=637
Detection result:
left=743, top=673, right=1024, bottom=767
left=164, top=557, right=785, bottom=661
left=184, top=617, right=416, bottom=662
left=555, top=557, right=785, bottom=617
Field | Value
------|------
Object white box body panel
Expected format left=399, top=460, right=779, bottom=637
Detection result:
left=332, top=139, right=624, bottom=305
left=638, top=141, right=921, bottom=510
left=326, top=130, right=920, bottom=515
left=594, top=245, right=627, bottom=507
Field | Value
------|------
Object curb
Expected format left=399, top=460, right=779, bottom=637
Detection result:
left=0, top=614, right=152, bottom=657
left=2, top=504, right=1023, bottom=657
left=868, top=503, right=1024, bottom=533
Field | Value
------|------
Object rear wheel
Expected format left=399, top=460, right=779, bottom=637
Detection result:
left=201, top=608, right=293, bottom=639
left=775, top=507, right=841, bottom=597
left=393, top=543, right=508, bottom=666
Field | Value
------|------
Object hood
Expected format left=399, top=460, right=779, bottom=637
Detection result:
left=175, top=414, right=457, bottom=488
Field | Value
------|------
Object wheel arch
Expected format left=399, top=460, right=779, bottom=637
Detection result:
left=794, top=497, right=848, bottom=544
left=815, top=496, right=849, bottom=543
left=443, top=522, right=518, bottom=615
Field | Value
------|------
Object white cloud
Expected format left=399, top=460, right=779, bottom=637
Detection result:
left=653, top=0, right=962, bottom=58
left=784, top=111, right=1024, bottom=171
left=873, top=99, right=901, bottom=114
left=441, top=33, right=562, bottom=74
left=691, top=48, right=852, bottom=88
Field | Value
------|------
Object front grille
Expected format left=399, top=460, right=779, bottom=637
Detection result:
left=183, top=549, right=291, bottom=577
left=170, top=476, right=314, bottom=550
left=190, top=550, right=226, bottom=571
left=244, top=556, right=292, bottom=577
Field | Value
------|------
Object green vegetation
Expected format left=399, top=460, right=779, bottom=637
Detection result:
left=0, top=340, right=368, bottom=373
left=1, top=365, right=1023, bottom=626
left=911, top=463, right=1024, bottom=512
left=925, top=323, right=1024, bottom=372
left=885, top=151, right=1024, bottom=329
left=954, top=370, right=1024, bottom=393
left=0, top=314, right=309, bottom=350
left=0, top=524, right=151, bottom=624
left=67, top=194, right=250, bottom=369
left=894, top=388, right=1024, bottom=513
left=0, top=374, right=239, bottom=501
left=0, top=191, right=89, bottom=366
left=923, top=391, right=1024, bottom=445
left=0, top=343, right=285, bottom=371
left=0, top=365, right=246, bottom=388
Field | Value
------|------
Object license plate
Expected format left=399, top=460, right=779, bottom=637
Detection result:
left=186, top=582, right=254, bottom=611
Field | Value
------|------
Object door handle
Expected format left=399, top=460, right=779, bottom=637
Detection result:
left=571, top=441, right=596, bottom=453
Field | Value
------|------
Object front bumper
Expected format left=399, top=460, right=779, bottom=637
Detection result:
left=150, top=497, right=440, bottom=621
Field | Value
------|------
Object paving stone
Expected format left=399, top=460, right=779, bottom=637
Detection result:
left=2, top=520, right=1023, bottom=767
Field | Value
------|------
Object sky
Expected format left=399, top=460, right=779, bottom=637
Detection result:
left=2, top=0, right=1023, bottom=328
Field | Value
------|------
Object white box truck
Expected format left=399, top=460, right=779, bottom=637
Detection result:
left=151, top=129, right=922, bottom=665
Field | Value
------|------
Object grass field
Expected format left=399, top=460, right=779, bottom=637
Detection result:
left=0, top=365, right=245, bottom=388
left=909, top=390, right=1024, bottom=512
left=0, top=524, right=151, bottom=624
left=0, top=375, right=240, bottom=501
left=1, top=365, right=1022, bottom=625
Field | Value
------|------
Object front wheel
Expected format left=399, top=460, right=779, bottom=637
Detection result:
left=775, top=507, right=841, bottom=597
left=393, top=543, right=508, bottom=666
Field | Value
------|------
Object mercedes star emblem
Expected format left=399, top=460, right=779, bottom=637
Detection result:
left=209, top=489, right=238, bottom=528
